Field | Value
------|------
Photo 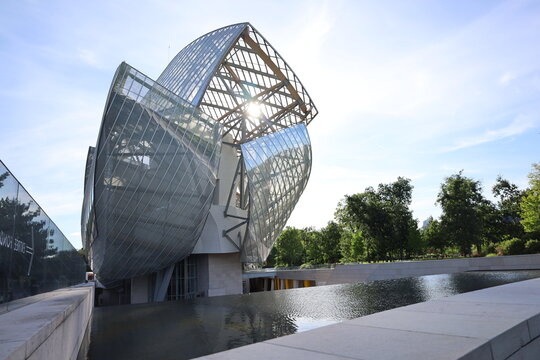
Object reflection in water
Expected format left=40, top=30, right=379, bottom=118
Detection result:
left=89, top=270, right=540, bottom=360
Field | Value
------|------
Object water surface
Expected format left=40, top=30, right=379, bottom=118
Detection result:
left=89, top=270, right=540, bottom=359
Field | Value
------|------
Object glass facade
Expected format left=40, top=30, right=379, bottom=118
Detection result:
left=157, top=24, right=246, bottom=106
left=166, top=256, right=198, bottom=300
left=84, top=63, right=221, bottom=286
left=0, top=160, right=86, bottom=309
left=83, top=23, right=318, bottom=286
left=240, top=124, right=312, bottom=262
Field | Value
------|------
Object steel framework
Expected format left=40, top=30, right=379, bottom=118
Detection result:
left=83, top=23, right=317, bottom=285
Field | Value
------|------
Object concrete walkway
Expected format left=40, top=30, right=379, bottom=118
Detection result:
left=0, top=284, right=94, bottom=360
left=196, top=277, right=540, bottom=360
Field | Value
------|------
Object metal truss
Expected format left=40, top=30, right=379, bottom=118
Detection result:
left=199, top=25, right=318, bottom=144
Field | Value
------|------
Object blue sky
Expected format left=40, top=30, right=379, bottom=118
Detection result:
left=1, top=0, right=539, bottom=249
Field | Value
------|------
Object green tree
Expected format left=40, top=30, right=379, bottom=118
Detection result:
left=492, top=176, right=524, bottom=239
left=478, top=199, right=502, bottom=248
left=407, top=220, right=424, bottom=256
left=521, top=163, right=540, bottom=233
left=303, top=227, right=323, bottom=265
left=339, top=230, right=365, bottom=262
left=437, top=171, right=485, bottom=255
left=319, top=222, right=342, bottom=263
left=336, top=177, right=417, bottom=261
left=422, top=217, right=447, bottom=254
left=273, top=227, right=305, bottom=266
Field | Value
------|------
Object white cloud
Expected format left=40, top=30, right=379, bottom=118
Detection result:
left=442, top=114, right=538, bottom=152
left=499, top=71, right=517, bottom=85
left=77, top=48, right=102, bottom=68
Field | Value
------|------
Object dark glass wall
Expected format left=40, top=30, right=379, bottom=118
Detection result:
left=0, top=160, right=86, bottom=310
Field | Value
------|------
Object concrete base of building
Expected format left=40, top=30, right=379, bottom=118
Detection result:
left=194, top=277, right=540, bottom=360
left=128, top=252, right=243, bottom=303
left=0, top=283, right=94, bottom=360
left=198, top=253, right=243, bottom=297
left=131, top=275, right=151, bottom=304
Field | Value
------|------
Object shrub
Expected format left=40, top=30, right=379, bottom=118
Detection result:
left=484, top=242, right=497, bottom=254
left=525, top=239, right=540, bottom=254
left=498, top=238, right=526, bottom=255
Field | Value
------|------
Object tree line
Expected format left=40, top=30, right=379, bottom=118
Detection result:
left=266, top=163, right=540, bottom=267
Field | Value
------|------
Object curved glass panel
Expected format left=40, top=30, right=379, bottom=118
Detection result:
left=84, top=23, right=319, bottom=285
left=157, top=23, right=247, bottom=105
left=240, top=124, right=311, bottom=262
left=87, top=63, right=221, bottom=285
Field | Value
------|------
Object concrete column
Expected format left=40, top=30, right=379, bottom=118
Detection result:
left=280, top=279, right=285, bottom=290
left=263, top=278, right=268, bottom=291
left=131, top=274, right=150, bottom=304
left=270, top=278, right=275, bottom=290
left=205, top=253, right=242, bottom=297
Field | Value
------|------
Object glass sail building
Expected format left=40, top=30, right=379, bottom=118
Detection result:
left=82, top=23, right=317, bottom=302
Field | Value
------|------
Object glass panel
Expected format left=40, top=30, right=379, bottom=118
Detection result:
left=0, top=160, right=86, bottom=305
left=240, top=124, right=312, bottom=263
left=0, top=162, right=18, bottom=306
left=157, top=24, right=246, bottom=105
left=86, top=63, right=222, bottom=285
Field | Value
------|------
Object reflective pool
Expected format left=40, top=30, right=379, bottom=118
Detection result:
left=88, top=270, right=540, bottom=360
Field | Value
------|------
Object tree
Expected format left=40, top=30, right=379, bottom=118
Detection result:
left=302, top=222, right=342, bottom=265
left=319, top=222, right=342, bottom=263
left=521, top=163, right=540, bottom=233
left=273, top=227, right=305, bottom=266
left=492, top=176, right=524, bottom=239
left=303, top=227, right=323, bottom=265
left=422, top=217, right=447, bottom=254
left=339, top=230, right=365, bottom=263
left=336, top=177, right=417, bottom=261
left=478, top=199, right=503, bottom=246
left=437, top=171, right=484, bottom=255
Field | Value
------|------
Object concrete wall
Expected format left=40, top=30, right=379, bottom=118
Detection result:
left=192, top=133, right=248, bottom=255
left=131, top=274, right=150, bottom=304
left=200, top=253, right=242, bottom=297
left=0, top=283, right=94, bottom=360
left=271, top=254, right=540, bottom=285
left=195, top=277, right=540, bottom=360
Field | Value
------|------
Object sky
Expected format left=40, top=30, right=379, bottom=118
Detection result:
left=1, top=0, right=539, bottom=249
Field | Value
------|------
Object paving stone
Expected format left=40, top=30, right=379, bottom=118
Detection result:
left=194, top=342, right=352, bottom=360
left=0, top=286, right=93, bottom=360
left=267, top=323, right=492, bottom=360
left=0, top=340, right=25, bottom=360
left=401, top=300, right=540, bottom=339
left=348, top=308, right=528, bottom=340
left=506, top=335, right=540, bottom=360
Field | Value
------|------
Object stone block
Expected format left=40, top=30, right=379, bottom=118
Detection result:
left=347, top=308, right=529, bottom=359
left=400, top=299, right=540, bottom=321
left=194, top=342, right=349, bottom=360
left=267, top=323, right=491, bottom=360
left=506, top=335, right=540, bottom=360
left=0, top=285, right=93, bottom=360
left=0, top=341, right=25, bottom=360
left=27, top=319, right=67, bottom=360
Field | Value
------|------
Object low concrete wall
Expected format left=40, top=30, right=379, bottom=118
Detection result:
left=273, top=254, right=540, bottom=285
left=0, top=283, right=94, bottom=360
left=196, top=277, right=540, bottom=360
